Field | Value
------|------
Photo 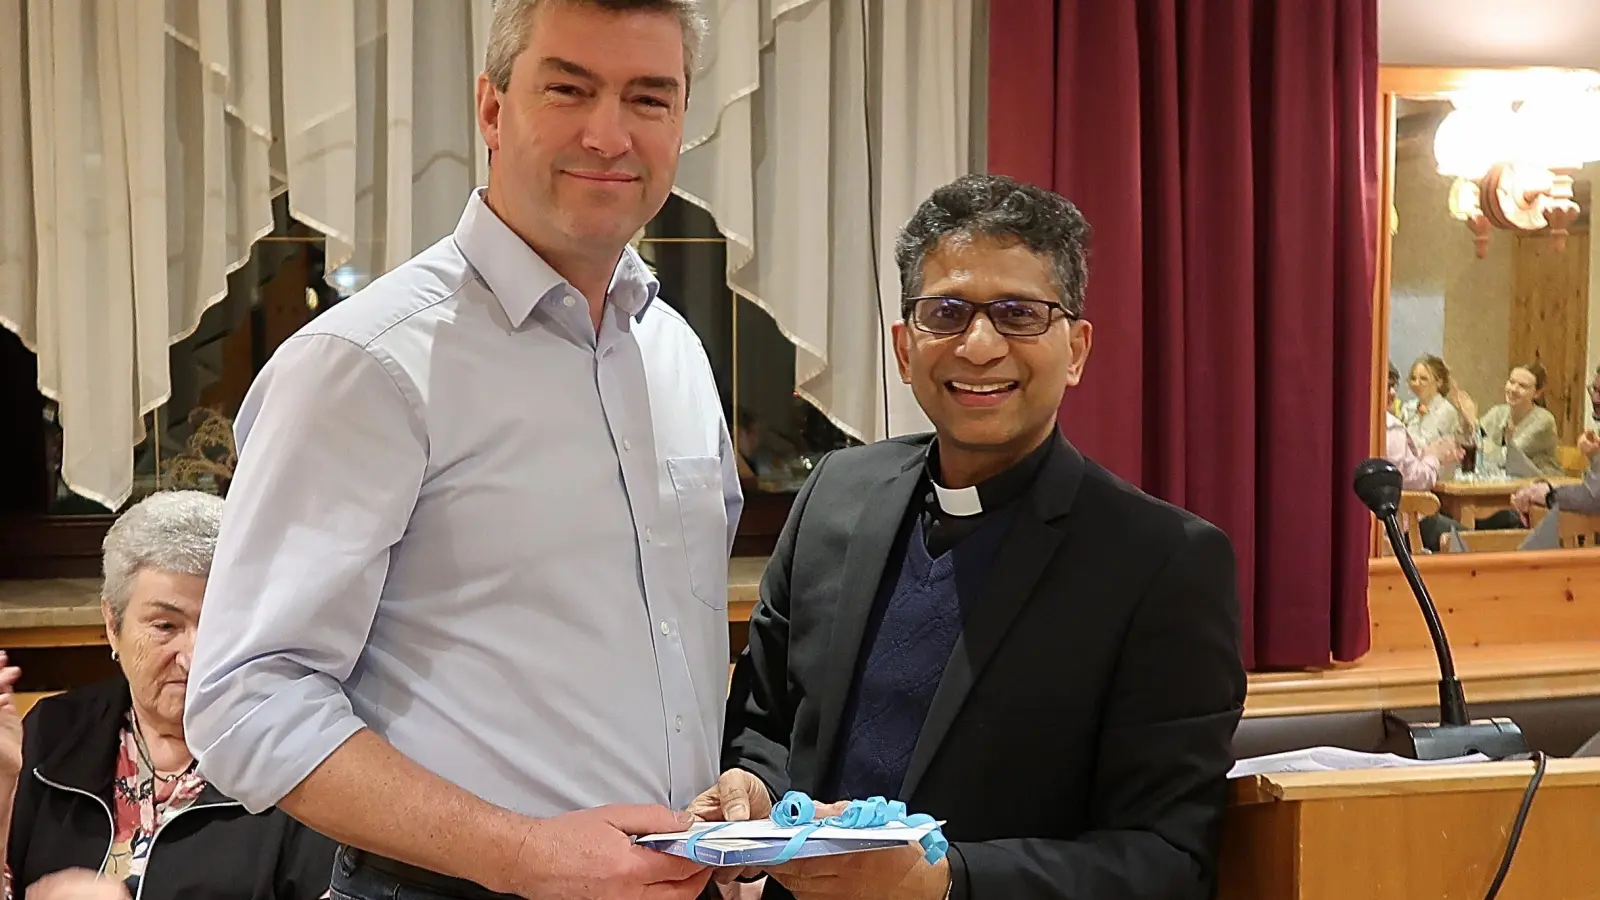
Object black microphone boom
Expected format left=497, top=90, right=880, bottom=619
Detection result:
left=1353, top=458, right=1527, bottom=760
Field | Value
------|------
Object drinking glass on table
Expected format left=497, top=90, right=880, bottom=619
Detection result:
left=1456, top=426, right=1479, bottom=476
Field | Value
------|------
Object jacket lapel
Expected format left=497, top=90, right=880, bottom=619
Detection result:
left=899, top=436, right=1084, bottom=799
left=807, top=454, right=926, bottom=791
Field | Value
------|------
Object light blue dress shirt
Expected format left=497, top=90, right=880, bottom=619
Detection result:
left=185, top=190, right=743, bottom=818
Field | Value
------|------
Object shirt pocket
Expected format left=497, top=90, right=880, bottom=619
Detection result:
left=666, top=455, right=728, bottom=609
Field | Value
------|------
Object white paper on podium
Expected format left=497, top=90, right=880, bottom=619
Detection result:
left=1228, top=746, right=1490, bottom=779
left=636, top=819, right=943, bottom=867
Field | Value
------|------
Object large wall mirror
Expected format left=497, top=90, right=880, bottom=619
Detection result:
left=1375, top=67, right=1600, bottom=559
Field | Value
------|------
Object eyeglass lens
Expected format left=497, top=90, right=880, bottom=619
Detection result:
left=913, top=297, right=1056, bottom=336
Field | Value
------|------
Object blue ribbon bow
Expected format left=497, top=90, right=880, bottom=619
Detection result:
left=685, top=791, right=948, bottom=866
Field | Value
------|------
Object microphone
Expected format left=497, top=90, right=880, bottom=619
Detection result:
left=1353, top=458, right=1528, bottom=760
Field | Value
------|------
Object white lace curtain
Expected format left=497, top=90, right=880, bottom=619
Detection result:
left=0, top=0, right=984, bottom=508
left=0, top=0, right=491, bottom=510
left=675, top=0, right=981, bottom=442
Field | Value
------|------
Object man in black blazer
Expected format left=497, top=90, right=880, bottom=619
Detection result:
left=693, top=174, right=1246, bottom=900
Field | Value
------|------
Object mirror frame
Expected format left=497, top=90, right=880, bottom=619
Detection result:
left=1370, top=65, right=1599, bottom=572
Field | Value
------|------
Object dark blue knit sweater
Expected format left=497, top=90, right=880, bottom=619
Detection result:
left=825, top=511, right=1012, bottom=801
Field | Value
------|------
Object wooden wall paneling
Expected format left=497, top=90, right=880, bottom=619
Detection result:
left=1510, top=230, right=1591, bottom=442
left=1367, top=548, right=1600, bottom=654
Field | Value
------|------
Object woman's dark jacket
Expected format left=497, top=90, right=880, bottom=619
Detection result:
left=6, top=675, right=335, bottom=900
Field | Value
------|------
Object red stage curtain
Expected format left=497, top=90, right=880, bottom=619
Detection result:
left=987, top=0, right=1379, bottom=669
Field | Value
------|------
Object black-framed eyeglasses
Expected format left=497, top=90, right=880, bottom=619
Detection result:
left=905, top=296, right=1076, bottom=337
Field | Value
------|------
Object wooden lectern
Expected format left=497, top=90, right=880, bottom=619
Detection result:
left=1216, top=758, right=1600, bottom=899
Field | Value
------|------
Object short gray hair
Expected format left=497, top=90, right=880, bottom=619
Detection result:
left=484, top=0, right=707, bottom=93
left=102, top=491, right=224, bottom=630
left=895, top=174, right=1093, bottom=319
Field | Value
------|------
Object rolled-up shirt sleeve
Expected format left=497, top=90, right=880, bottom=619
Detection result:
left=185, top=333, right=428, bottom=813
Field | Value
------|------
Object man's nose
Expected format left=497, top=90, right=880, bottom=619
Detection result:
left=956, top=314, right=1009, bottom=365
left=581, top=97, right=633, bottom=159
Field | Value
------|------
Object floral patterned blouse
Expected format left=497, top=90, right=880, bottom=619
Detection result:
left=4, top=713, right=204, bottom=900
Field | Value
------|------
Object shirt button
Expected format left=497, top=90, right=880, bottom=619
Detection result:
left=660, top=621, right=671, bottom=636
left=675, top=716, right=684, bottom=732
left=644, top=527, right=653, bottom=543
left=623, top=438, right=632, bottom=451
left=562, top=294, right=576, bottom=308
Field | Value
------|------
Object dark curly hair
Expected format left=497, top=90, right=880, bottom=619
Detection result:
left=894, top=174, right=1092, bottom=319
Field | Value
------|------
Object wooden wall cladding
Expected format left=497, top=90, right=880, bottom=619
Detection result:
left=1509, top=230, right=1591, bottom=443
left=1368, top=548, right=1600, bottom=654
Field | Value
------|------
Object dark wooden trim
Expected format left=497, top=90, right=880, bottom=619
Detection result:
left=731, top=488, right=795, bottom=557
left=2, top=496, right=794, bottom=578
left=0, top=515, right=113, bottom=579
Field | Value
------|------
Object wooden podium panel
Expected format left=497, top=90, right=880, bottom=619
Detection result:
left=1218, top=759, right=1600, bottom=899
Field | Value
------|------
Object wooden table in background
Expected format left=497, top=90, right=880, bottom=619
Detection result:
left=1217, top=758, right=1600, bottom=899
left=1431, top=477, right=1580, bottom=529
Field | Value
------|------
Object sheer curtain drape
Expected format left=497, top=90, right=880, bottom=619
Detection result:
left=0, top=0, right=490, bottom=510
left=674, top=0, right=979, bottom=442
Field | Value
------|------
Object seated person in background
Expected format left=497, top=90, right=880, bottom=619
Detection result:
left=694, top=175, right=1246, bottom=900
left=1513, top=366, right=1600, bottom=517
left=1387, top=363, right=1459, bottom=490
left=1456, top=362, right=1562, bottom=476
left=0, top=492, right=335, bottom=900
left=1386, top=364, right=1461, bottom=551
left=1401, top=354, right=1463, bottom=448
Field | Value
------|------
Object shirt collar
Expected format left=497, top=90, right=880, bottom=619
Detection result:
left=925, top=429, right=1059, bottom=517
left=450, top=189, right=659, bottom=328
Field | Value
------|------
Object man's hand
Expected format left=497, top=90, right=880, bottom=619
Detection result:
left=502, top=804, right=712, bottom=900
left=687, top=770, right=774, bottom=825
left=1512, top=482, right=1551, bottom=515
left=25, top=870, right=130, bottom=900
left=0, top=653, right=23, bottom=780
left=1579, top=431, right=1599, bottom=459
left=686, top=769, right=775, bottom=885
left=764, top=842, right=950, bottom=900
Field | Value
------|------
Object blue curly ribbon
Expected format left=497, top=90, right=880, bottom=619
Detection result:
left=684, top=791, right=948, bottom=866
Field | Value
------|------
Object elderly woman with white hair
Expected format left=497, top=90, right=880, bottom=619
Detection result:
left=0, top=491, right=335, bottom=900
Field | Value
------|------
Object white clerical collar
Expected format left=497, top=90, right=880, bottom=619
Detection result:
left=932, top=482, right=983, bottom=517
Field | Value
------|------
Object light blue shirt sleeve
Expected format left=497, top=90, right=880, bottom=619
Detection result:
left=185, top=333, right=429, bottom=813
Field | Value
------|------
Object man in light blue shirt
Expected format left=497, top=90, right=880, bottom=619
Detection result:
left=183, top=2, right=739, bottom=899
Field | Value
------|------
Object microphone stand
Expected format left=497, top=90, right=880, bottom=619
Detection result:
left=1376, top=510, right=1528, bottom=760
left=1381, top=515, right=1468, bottom=726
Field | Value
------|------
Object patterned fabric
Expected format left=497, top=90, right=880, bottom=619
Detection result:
left=107, top=714, right=205, bottom=888
left=2, top=713, right=204, bottom=900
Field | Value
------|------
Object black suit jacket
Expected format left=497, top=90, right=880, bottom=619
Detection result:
left=723, top=433, right=1246, bottom=900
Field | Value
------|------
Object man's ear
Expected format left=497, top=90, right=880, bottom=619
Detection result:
left=892, top=321, right=913, bottom=385
left=476, top=73, right=502, bottom=154
left=1061, top=320, right=1093, bottom=387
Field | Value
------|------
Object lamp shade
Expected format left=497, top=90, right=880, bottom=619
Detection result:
left=1514, top=91, right=1600, bottom=168
left=1434, top=106, right=1515, bottom=178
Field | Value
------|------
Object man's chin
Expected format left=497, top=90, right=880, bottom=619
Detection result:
left=937, top=423, right=1028, bottom=453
